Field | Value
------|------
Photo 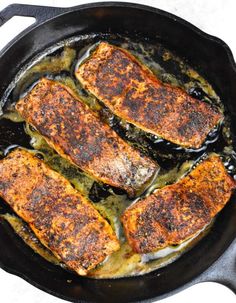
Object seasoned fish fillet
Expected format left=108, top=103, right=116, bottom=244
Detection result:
left=121, top=155, right=236, bottom=253
left=0, top=149, right=120, bottom=275
left=76, top=42, right=223, bottom=149
left=16, top=78, right=158, bottom=198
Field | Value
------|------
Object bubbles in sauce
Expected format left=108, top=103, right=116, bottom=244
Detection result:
left=0, top=33, right=235, bottom=279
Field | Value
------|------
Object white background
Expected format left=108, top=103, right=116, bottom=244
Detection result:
left=0, top=0, right=236, bottom=302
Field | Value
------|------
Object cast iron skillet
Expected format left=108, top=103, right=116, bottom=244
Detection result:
left=0, top=2, right=235, bottom=302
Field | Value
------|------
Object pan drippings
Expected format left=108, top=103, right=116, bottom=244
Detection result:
left=0, top=34, right=235, bottom=278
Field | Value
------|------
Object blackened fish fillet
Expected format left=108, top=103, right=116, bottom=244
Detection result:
left=76, top=42, right=223, bottom=149
left=15, top=78, right=158, bottom=198
left=121, top=155, right=236, bottom=253
left=0, top=149, right=120, bottom=275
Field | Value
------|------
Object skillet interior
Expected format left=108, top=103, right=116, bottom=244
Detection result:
left=0, top=3, right=236, bottom=302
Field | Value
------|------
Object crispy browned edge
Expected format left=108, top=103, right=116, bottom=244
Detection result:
left=0, top=149, right=120, bottom=275
left=121, top=155, right=236, bottom=253
left=76, top=42, right=223, bottom=149
left=15, top=78, right=159, bottom=198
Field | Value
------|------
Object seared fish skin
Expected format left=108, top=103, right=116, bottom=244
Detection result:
left=16, top=78, right=158, bottom=198
left=76, top=42, right=223, bottom=149
left=0, top=149, right=120, bottom=275
left=121, top=156, right=236, bottom=253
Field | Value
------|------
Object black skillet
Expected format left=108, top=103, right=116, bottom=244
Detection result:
left=0, top=2, right=236, bottom=302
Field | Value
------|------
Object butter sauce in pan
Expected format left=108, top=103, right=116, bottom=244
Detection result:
left=0, top=34, right=236, bottom=278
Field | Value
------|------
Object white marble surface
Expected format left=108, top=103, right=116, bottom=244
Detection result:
left=0, top=0, right=235, bottom=302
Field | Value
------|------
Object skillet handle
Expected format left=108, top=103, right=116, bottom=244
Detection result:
left=0, top=3, right=67, bottom=26
left=193, top=238, right=236, bottom=294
